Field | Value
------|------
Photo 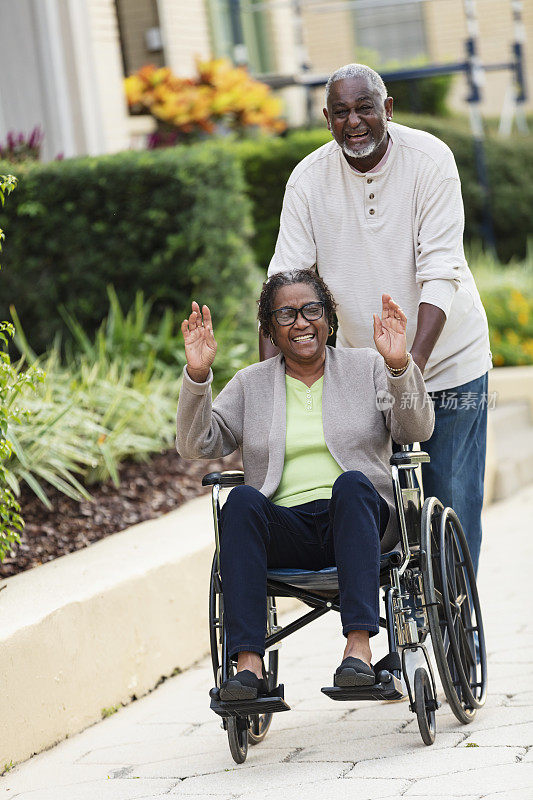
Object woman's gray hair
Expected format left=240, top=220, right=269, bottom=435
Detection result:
left=325, top=63, right=387, bottom=104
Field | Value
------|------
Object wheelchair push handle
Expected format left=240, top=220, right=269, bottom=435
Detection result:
left=390, top=450, right=430, bottom=468
left=202, top=470, right=245, bottom=487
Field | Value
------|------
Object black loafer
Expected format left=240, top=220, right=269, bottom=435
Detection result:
left=219, top=670, right=267, bottom=701
left=334, top=657, right=375, bottom=687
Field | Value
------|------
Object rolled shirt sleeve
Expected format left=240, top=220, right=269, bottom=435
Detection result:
left=416, top=172, right=466, bottom=319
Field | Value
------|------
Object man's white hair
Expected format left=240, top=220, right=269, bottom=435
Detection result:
left=325, top=64, right=387, bottom=104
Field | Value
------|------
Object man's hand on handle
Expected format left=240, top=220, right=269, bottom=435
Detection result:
left=181, top=301, right=217, bottom=383
left=373, top=294, right=408, bottom=370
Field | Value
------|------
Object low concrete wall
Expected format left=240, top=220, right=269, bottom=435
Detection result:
left=489, top=365, right=533, bottom=415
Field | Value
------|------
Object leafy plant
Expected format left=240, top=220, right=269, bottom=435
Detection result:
left=470, top=246, right=533, bottom=366
left=0, top=127, right=44, bottom=163
left=0, top=175, right=44, bottom=561
left=6, top=287, right=257, bottom=506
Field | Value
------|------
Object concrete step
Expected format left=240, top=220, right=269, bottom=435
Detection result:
left=489, top=401, right=531, bottom=439
left=491, top=424, right=533, bottom=502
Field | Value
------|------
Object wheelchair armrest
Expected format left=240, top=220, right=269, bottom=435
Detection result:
left=390, top=450, right=430, bottom=468
left=202, top=470, right=245, bottom=487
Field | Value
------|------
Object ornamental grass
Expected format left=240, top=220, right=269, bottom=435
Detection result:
left=5, top=288, right=257, bottom=506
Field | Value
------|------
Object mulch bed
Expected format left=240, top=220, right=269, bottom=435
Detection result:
left=0, top=449, right=242, bottom=579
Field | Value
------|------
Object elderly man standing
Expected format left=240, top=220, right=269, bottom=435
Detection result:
left=262, top=63, right=492, bottom=573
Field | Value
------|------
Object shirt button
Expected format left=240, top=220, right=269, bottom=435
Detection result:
left=369, top=208, right=375, bottom=215
left=367, top=178, right=372, bottom=184
left=369, top=193, right=375, bottom=199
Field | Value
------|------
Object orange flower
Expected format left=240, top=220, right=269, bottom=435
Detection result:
left=124, top=58, right=286, bottom=137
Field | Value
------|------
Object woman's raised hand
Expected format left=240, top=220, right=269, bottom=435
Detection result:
left=373, top=294, right=408, bottom=370
left=181, top=301, right=217, bottom=382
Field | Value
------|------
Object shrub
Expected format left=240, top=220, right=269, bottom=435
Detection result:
left=0, top=142, right=262, bottom=353
left=471, top=248, right=533, bottom=367
left=230, top=119, right=533, bottom=268
left=385, top=74, right=452, bottom=117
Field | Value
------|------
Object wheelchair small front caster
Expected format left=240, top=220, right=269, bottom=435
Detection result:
left=414, top=667, right=436, bottom=746
left=227, top=716, right=248, bottom=763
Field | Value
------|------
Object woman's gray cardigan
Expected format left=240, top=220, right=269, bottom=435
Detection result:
left=176, top=346, right=434, bottom=551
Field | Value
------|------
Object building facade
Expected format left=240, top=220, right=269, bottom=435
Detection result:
left=0, top=0, right=530, bottom=161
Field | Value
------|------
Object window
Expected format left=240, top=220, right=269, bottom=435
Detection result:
left=354, top=1, right=427, bottom=65
left=207, top=0, right=274, bottom=74
left=115, top=0, right=164, bottom=76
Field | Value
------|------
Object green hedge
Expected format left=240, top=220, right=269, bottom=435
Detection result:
left=0, top=143, right=260, bottom=353
left=231, top=117, right=533, bottom=269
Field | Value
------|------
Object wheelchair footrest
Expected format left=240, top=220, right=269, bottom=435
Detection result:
left=209, top=684, right=291, bottom=718
left=321, top=671, right=404, bottom=702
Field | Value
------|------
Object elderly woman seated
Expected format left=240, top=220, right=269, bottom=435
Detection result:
left=176, top=269, right=434, bottom=700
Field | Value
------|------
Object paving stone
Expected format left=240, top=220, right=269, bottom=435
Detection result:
left=402, top=703, right=533, bottom=737
left=118, top=746, right=292, bottom=779
left=290, top=730, right=464, bottom=763
left=504, top=691, right=533, bottom=707
left=167, top=762, right=346, bottom=794
left=77, top=736, right=228, bottom=766
left=482, top=790, right=533, bottom=800
left=1, top=763, right=122, bottom=795
left=348, top=745, right=522, bottom=779
left=8, top=778, right=177, bottom=800
left=490, top=646, right=533, bottom=664
left=459, top=722, right=533, bottom=747
left=252, top=777, right=411, bottom=800
left=403, top=763, right=533, bottom=796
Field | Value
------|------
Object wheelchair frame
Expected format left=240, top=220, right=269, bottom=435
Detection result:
left=204, top=447, right=487, bottom=762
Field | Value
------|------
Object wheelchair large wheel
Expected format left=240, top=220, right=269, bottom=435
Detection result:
left=209, top=554, right=278, bottom=757
left=421, top=498, right=487, bottom=724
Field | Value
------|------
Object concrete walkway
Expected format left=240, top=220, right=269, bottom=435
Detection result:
left=3, top=483, right=533, bottom=800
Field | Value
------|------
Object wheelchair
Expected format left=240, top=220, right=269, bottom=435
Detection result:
left=203, top=447, right=487, bottom=763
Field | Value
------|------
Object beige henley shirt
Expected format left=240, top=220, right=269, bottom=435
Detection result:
left=268, top=122, right=492, bottom=392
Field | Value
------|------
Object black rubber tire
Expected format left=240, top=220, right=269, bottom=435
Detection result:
left=421, top=498, right=487, bottom=725
left=227, top=717, right=248, bottom=764
left=414, top=667, right=436, bottom=746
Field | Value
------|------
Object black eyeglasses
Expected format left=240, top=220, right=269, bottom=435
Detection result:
left=271, top=301, right=325, bottom=326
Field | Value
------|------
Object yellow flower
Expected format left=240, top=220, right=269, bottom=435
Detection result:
left=124, top=58, right=285, bottom=136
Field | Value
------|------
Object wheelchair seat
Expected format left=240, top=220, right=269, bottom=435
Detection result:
left=267, top=550, right=403, bottom=592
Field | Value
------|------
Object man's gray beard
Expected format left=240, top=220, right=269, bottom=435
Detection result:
left=342, top=123, right=387, bottom=161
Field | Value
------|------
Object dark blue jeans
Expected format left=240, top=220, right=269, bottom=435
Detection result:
left=422, top=373, right=488, bottom=575
left=219, top=471, right=390, bottom=658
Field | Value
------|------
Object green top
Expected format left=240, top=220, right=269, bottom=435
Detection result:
left=271, top=375, right=343, bottom=508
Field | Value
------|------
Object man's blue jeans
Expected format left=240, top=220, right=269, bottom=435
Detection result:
left=422, top=372, right=488, bottom=575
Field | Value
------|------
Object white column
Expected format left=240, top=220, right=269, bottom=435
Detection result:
left=83, top=0, right=130, bottom=154
left=0, top=0, right=130, bottom=160
left=66, top=0, right=106, bottom=155
left=157, top=0, right=212, bottom=77
left=0, top=0, right=76, bottom=160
